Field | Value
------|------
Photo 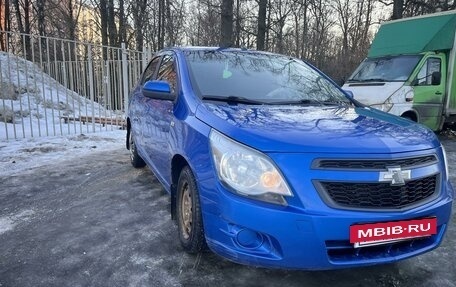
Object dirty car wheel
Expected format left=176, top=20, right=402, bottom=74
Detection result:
left=129, top=132, right=146, bottom=168
left=177, top=166, right=206, bottom=253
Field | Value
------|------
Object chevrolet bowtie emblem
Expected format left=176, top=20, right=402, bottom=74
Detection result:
left=379, top=167, right=411, bottom=186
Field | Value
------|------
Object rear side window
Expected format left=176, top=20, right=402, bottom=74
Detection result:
left=157, top=54, right=177, bottom=93
left=141, top=57, right=160, bottom=84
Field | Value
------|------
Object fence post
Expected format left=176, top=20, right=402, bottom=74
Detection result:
left=88, top=44, right=96, bottom=132
left=121, top=43, right=129, bottom=114
left=142, top=46, right=149, bottom=68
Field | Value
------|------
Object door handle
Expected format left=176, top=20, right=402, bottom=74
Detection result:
left=435, top=91, right=442, bottom=95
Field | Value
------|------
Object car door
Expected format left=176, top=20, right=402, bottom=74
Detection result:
left=143, top=52, right=178, bottom=185
left=131, top=56, right=161, bottom=152
left=412, top=54, right=446, bottom=130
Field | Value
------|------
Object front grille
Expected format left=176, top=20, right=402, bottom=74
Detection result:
left=320, top=175, right=438, bottom=209
left=315, top=155, right=437, bottom=170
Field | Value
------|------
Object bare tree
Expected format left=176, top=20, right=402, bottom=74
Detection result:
left=0, top=0, right=11, bottom=50
left=107, top=0, right=118, bottom=46
left=118, top=0, right=127, bottom=45
left=256, top=0, right=267, bottom=50
left=12, top=0, right=32, bottom=57
left=132, top=0, right=148, bottom=50
left=220, top=0, right=234, bottom=46
left=330, top=0, right=375, bottom=83
left=379, top=0, right=455, bottom=19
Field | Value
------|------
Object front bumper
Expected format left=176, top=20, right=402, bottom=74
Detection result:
left=199, top=179, right=452, bottom=270
left=197, top=150, right=454, bottom=270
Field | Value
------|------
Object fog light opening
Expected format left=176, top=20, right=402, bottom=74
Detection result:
left=235, top=229, right=264, bottom=250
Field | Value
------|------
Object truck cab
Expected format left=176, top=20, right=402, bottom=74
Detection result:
left=343, top=11, right=456, bottom=131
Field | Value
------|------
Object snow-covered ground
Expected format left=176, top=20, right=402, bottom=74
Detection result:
left=0, top=52, right=123, bottom=140
left=0, top=130, right=125, bottom=177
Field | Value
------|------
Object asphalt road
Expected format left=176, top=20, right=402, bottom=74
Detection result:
left=1, top=135, right=456, bottom=287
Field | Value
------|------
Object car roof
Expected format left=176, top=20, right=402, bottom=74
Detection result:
left=165, top=46, right=279, bottom=57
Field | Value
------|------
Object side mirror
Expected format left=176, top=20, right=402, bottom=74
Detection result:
left=142, top=80, right=175, bottom=101
left=431, top=71, right=441, bottom=86
left=343, top=89, right=354, bottom=99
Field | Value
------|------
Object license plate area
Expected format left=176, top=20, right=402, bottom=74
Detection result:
left=350, top=217, right=437, bottom=248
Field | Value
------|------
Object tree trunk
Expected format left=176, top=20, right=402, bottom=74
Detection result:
left=235, top=0, right=240, bottom=47
left=265, top=0, right=271, bottom=50
left=165, top=0, right=174, bottom=46
left=133, top=0, right=147, bottom=51
left=99, top=0, right=109, bottom=59
left=0, top=0, right=4, bottom=51
left=13, top=0, right=31, bottom=58
left=119, top=0, right=127, bottom=45
left=392, top=0, right=403, bottom=19
left=4, top=0, right=10, bottom=32
left=13, top=0, right=24, bottom=34
left=158, top=0, right=165, bottom=49
left=256, top=0, right=267, bottom=50
left=36, top=0, right=45, bottom=36
left=220, top=0, right=234, bottom=47
left=107, top=0, right=118, bottom=47
left=300, top=0, right=308, bottom=59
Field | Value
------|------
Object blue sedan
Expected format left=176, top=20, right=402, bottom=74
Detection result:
left=126, top=47, right=453, bottom=270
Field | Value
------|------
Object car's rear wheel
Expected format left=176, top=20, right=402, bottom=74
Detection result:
left=129, top=132, right=146, bottom=168
left=177, top=166, right=205, bottom=253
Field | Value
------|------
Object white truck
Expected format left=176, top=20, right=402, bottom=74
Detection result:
left=343, top=11, right=456, bottom=131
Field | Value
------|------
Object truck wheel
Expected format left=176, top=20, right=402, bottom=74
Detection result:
left=129, top=132, right=146, bottom=168
left=177, top=166, right=206, bottom=253
left=401, top=112, right=417, bottom=122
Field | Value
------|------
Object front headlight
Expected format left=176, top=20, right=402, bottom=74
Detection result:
left=371, top=103, right=393, bottom=112
left=442, top=145, right=449, bottom=179
left=209, top=129, right=292, bottom=205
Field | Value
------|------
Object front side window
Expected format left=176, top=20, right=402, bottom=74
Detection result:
left=347, top=55, right=422, bottom=82
left=185, top=50, right=350, bottom=105
left=416, top=58, right=441, bottom=86
left=141, top=57, right=160, bottom=84
left=157, top=54, right=177, bottom=93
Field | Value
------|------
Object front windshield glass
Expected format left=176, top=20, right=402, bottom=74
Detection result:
left=347, top=55, right=422, bottom=82
left=184, top=50, right=351, bottom=105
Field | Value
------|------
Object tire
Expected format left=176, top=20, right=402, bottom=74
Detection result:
left=129, top=131, right=146, bottom=168
left=176, top=166, right=206, bottom=253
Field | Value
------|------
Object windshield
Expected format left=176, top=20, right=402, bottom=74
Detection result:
left=347, top=55, right=422, bottom=82
left=184, top=50, right=351, bottom=105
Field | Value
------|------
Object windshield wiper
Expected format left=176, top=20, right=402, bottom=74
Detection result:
left=267, top=98, right=352, bottom=107
left=347, top=78, right=385, bottom=83
left=321, top=99, right=351, bottom=106
left=201, top=95, right=265, bottom=105
left=266, top=99, right=323, bottom=105
left=359, top=78, right=386, bottom=82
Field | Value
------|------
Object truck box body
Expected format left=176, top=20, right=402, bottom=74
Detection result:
left=343, top=11, right=456, bottom=131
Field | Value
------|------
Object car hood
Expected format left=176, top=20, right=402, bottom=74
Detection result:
left=196, top=103, right=439, bottom=154
left=342, top=82, right=404, bottom=106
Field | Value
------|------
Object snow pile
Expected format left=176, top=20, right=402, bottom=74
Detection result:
left=0, top=130, right=126, bottom=177
left=0, top=52, right=123, bottom=139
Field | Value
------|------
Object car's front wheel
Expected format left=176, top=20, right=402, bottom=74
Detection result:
left=129, top=132, right=146, bottom=168
left=177, top=166, right=206, bottom=253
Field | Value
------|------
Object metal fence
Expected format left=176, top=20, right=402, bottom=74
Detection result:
left=0, top=31, right=152, bottom=140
